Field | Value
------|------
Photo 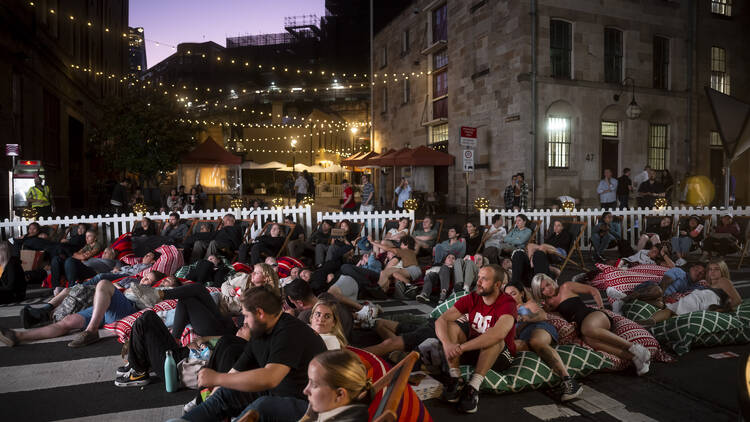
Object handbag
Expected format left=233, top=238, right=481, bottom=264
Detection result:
left=53, top=284, right=96, bottom=322
left=178, top=356, right=208, bottom=389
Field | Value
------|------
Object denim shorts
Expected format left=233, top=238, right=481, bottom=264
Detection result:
left=518, top=321, right=559, bottom=344
left=555, top=248, right=568, bottom=258
left=77, top=289, right=136, bottom=328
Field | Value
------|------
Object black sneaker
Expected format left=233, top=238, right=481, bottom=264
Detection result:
left=116, top=363, right=132, bottom=377
left=404, top=284, right=420, bottom=299
left=560, top=376, right=582, bottom=402
left=114, top=371, right=150, bottom=387
left=458, top=385, right=479, bottom=413
left=441, top=377, right=465, bottom=403
left=415, top=293, right=431, bottom=304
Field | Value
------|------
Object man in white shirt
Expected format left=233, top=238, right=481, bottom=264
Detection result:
left=394, top=178, right=412, bottom=208
left=294, top=173, right=309, bottom=205
left=481, top=214, right=507, bottom=264
left=632, top=165, right=651, bottom=191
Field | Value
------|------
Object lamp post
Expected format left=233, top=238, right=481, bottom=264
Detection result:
left=291, top=138, right=298, bottom=177
left=613, top=77, right=642, bottom=119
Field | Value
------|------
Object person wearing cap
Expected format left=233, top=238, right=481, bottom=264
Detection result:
left=703, top=213, right=742, bottom=258
left=26, top=175, right=53, bottom=217
left=670, top=215, right=705, bottom=266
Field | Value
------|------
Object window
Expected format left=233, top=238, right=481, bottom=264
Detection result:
left=434, top=49, right=448, bottom=70
left=401, top=30, right=410, bottom=55
left=430, top=123, right=449, bottom=144
left=381, top=86, right=387, bottom=113
left=601, top=121, right=619, bottom=137
left=604, top=28, right=623, bottom=83
left=710, top=46, right=730, bottom=94
left=550, top=20, right=572, bottom=78
left=653, top=36, right=670, bottom=89
left=711, top=0, right=732, bottom=16
left=379, top=46, right=387, bottom=68
left=432, top=4, right=447, bottom=43
left=547, top=117, right=571, bottom=168
left=402, top=78, right=410, bottom=104
left=710, top=131, right=723, bottom=147
left=432, top=48, right=448, bottom=120
left=648, top=124, right=669, bottom=170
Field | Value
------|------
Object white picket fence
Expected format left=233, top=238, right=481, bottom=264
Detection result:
left=480, top=206, right=750, bottom=248
left=0, top=206, right=315, bottom=243
left=316, top=210, right=415, bottom=240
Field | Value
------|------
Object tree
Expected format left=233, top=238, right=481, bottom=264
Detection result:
left=89, top=90, right=200, bottom=187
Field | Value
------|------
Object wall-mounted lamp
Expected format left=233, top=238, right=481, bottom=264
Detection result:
left=613, top=77, right=642, bottom=120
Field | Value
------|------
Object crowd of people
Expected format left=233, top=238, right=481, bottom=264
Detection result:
left=0, top=201, right=745, bottom=418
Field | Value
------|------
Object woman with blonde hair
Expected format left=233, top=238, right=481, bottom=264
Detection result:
left=301, top=349, right=372, bottom=422
left=309, top=300, right=348, bottom=350
left=220, top=262, right=280, bottom=314
left=531, top=273, right=651, bottom=375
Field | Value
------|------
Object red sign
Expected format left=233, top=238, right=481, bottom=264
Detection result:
left=460, top=127, right=477, bottom=147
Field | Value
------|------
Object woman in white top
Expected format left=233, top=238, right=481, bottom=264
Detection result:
left=309, top=300, right=348, bottom=350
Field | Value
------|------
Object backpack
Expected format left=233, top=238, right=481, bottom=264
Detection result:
left=53, top=284, right=97, bottom=322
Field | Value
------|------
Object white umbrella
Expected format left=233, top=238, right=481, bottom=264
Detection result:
left=276, top=163, right=311, bottom=172
left=242, top=160, right=287, bottom=169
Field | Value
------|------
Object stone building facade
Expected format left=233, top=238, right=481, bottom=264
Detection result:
left=372, top=0, right=750, bottom=210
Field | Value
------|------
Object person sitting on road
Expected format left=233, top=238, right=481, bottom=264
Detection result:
left=49, top=229, right=103, bottom=293
left=618, top=244, right=674, bottom=268
left=132, top=217, right=157, bottom=237
left=590, top=212, right=621, bottom=262
left=179, top=285, right=327, bottom=422
left=670, top=215, right=704, bottom=266
left=161, top=212, right=190, bottom=245
left=183, top=214, right=243, bottom=263
left=299, top=349, right=372, bottom=422
left=526, top=219, right=571, bottom=265
left=413, top=216, right=439, bottom=256
left=703, top=213, right=742, bottom=258
left=636, top=216, right=673, bottom=251
left=464, top=221, right=483, bottom=256
left=240, top=223, right=285, bottom=265
left=509, top=247, right=556, bottom=290
left=504, top=283, right=582, bottom=402
left=453, top=253, right=488, bottom=294
left=531, top=274, right=651, bottom=376
left=370, top=236, right=421, bottom=295
left=433, top=225, right=467, bottom=265
left=481, top=214, right=507, bottom=264
left=416, top=253, right=457, bottom=304
left=436, top=264, right=517, bottom=414
left=496, top=214, right=532, bottom=255
left=325, top=220, right=361, bottom=262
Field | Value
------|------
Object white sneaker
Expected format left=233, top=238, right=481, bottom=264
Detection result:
left=606, top=287, right=627, bottom=300
left=183, top=397, right=198, bottom=414
left=632, top=355, right=650, bottom=376
left=611, top=299, right=625, bottom=315
left=674, top=258, right=687, bottom=267
left=628, top=343, right=652, bottom=364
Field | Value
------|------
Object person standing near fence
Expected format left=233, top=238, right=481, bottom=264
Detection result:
left=597, top=169, right=618, bottom=210
left=26, top=175, right=54, bottom=217
left=359, top=174, right=375, bottom=212
left=341, top=180, right=357, bottom=211
left=616, top=168, right=632, bottom=210
left=294, top=173, right=308, bottom=206
left=394, top=177, right=412, bottom=209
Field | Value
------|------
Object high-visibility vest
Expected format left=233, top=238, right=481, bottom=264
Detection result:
left=27, top=185, right=51, bottom=208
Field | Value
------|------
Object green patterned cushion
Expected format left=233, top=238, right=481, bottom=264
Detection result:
left=735, top=299, right=750, bottom=323
left=622, top=300, right=659, bottom=322
left=429, top=291, right=471, bottom=319
left=459, top=345, right=610, bottom=394
left=650, top=310, right=750, bottom=356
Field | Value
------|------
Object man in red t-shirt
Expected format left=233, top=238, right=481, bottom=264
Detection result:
left=341, top=179, right=356, bottom=211
left=435, top=264, right=516, bottom=414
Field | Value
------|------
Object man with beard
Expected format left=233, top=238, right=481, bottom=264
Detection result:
left=435, top=264, right=517, bottom=414
left=181, top=285, right=326, bottom=422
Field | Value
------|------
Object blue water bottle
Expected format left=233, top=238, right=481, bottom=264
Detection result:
left=164, top=350, right=178, bottom=392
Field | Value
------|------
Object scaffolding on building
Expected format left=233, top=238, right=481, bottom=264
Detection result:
left=227, top=15, right=321, bottom=48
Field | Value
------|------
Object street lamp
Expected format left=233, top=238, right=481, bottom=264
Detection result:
left=350, top=126, right=358, bottom=153
left=613, top=77, right=642, bottom=120
left=291, top=138, right=298, bottom=176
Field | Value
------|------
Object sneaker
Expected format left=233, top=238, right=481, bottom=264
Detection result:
left=22, top=305, right=52, bottom=329
left=606, top=287, right=627, bottom=301
left=441, top=377, right=465, bottom=403
left=131, top=284, right=162, bottom=308
left=674, top=258, right=687, bottom=267
left=560, top=376, right=583, bottom=402
left=628, top=343, right=651, bottom=364
left=388, top=350, right=408, bottom=364
left=0, top=327, right=18, bottom=347
left=438, top=290, right=447, bottom=303
left=403, top=284, right=420, bottom=299
left=463, top=284, right=472, bottom=293
left=458, top=385, right=479, bottom=413
left=415, top=293, right=430, bottom=304
left=116, top=363, right=132, bottom=377
left=183, top=397, right=199, bottom=414
left=393, top=281, right=408, bottom=300
left=611, top=299, right=625, bottom=315
left=68, top=330, right=100, bottom=348
left=114, top=370, right=151, bottom=387
left=632, top=355, right=650, bottom=376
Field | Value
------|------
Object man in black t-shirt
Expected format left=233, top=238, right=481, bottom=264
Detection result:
left=182, top=286, right=326, bottom=422
left=616, top=168, right=633, bottom=210
left=637, top=169, right=665, bottom=208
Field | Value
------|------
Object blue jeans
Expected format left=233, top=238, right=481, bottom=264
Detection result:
left=84, top=272, right=125, bottom=285
left=183, top=387, right=307, bottom=422
left=671, top=236, right=693, bottom=255
left=76, top=289, right=136, bottom=328
left=590, top=232, right=615, bottom=256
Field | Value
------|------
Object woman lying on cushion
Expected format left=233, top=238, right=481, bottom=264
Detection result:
left=531, top=274, right=652, bottom=375
left=298, top=349, right=372, bottom=422
left=309, top=299, right=348, bottom=350
left=504, top=283, right=582, bottom=402
left=635, top=259, right=741, bottom=326
left=616, top=244, right=674, bottom=269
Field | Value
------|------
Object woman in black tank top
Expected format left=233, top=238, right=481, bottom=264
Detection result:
left=530, top=274, right=652, bottom=376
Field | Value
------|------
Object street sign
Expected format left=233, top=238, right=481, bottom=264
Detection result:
left=459, top=126, right=477, bottom=147
left=463, top=149, right=474, bottom=172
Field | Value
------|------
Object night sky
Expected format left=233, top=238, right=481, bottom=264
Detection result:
left=130, top=0, right=326, bottom=69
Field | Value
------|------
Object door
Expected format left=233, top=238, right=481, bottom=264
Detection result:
left=710, top=148, right=724, bottom=204
left=601, top=139, right=619, bottom=176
